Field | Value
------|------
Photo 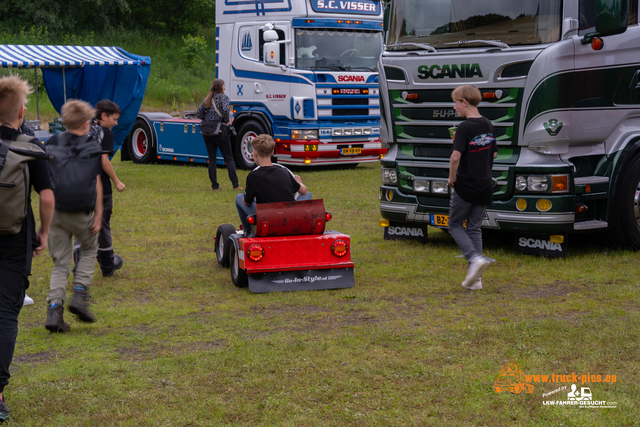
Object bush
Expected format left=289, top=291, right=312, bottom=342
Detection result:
left=181, top=34, right=208, bottom=69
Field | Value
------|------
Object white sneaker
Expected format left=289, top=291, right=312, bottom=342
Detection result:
left=462, top=278, right=482, bottom=290
left=465, top=256, right=492, bottom=285
left=23, top=294, right=34, bottom=306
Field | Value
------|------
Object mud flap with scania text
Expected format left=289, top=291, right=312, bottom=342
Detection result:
left=383, top=221, right=428, bottom=243
left=248, top=268, right=355, bottom=293
left=514, top=232, right=568, bottom=258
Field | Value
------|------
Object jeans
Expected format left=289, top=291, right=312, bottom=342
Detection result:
left=449, top=190, right=486, bottom=262
left=0, top=244, right=27, bottom=393
left=203, top=131, right=239, bottom=189
left=235, top=192, right=312, bottom=233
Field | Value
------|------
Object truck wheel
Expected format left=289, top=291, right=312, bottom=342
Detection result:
left=230, top=244, right=248, bottom=287
left=612, top=154, right=640, bottom=249
left=128, top=119, right=155, bottom=164
left=234, top=121, right=263, bottom=170
left=215, top=224, right=236, bottom=267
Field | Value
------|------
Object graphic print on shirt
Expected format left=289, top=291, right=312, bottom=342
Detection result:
left=469, top=133, right=495, bottom=154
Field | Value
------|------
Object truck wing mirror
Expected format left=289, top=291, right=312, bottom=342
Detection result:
left=582, top=0, right=628, bottom=44
left=264, top=42, right=280, bottom=66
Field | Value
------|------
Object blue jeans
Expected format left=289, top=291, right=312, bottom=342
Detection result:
left=235, top=192, right=312, bottom=233
left=448, top=190, right=486, bottom=262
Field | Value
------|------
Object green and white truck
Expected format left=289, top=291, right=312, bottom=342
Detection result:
left=378, top=0, right=640, bottom=256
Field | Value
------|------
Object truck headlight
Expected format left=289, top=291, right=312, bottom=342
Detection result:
left=292, top=130, right=318, bottom=140
left=528, top=176, right=549, bottom=192
left=515, top=174, right=570, bottom=193
left=413, top=179, right=429, bottom=192
left=382, top=168, right=397, bottom=185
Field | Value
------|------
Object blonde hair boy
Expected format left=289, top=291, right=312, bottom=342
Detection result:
left=61, top=100, right=95, bottom=132
left=0, top=76, right=32, bottom=123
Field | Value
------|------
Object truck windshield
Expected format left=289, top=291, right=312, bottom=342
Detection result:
left=295, top=29, right=383, bottom=71
left=386, top=0, right=562, bottom=49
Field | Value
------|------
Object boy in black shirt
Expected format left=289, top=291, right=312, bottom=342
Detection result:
left=235, top=134, right=310, bottom=233
left=447, top=85, right=497, bottom=290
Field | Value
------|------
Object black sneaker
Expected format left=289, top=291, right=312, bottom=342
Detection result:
left=0, top=393, right=9, bottom=421
left=45, top=304, right=70, bottom=333
left=68, top=287, right=96, bottom=323
left=102, top=254, right=123, bottom=277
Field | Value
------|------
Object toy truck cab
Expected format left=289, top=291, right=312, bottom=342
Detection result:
left=215, top=199, right=355, bottom=293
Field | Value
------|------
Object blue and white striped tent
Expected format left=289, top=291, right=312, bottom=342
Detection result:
left=0, top=44, right=143, bottom=68
left=0, top=44, right=151, bottom=153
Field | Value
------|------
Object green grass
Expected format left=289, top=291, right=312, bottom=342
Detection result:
left=10, top=160, right=640, bottom=426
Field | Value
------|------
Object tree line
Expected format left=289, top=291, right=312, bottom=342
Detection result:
left=0, top=0, right=215, bottom=36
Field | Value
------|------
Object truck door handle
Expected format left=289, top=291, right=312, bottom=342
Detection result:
left=255, top=83, right=263, bottom=94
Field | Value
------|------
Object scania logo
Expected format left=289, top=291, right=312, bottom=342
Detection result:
left=417, top=63, right=483, bottom=80
left=338, top=75, right=365, bottom=82
left=518, top=237, right=562, bottom=252
left=387, top=226, right=424, bottom=237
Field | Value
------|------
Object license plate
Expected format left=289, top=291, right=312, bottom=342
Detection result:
left=430, top=214, right=449, bottom=227
left=341, top=147, right=362, bottom=155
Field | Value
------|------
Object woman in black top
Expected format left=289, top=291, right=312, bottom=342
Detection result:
left=195, top=79, right=242, bottom=190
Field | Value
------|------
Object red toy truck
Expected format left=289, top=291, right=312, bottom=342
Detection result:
left=214, top=199, right=355, bottom=293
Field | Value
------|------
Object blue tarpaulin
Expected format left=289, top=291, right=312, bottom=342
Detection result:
left=0, top=45, right=151, bottom=154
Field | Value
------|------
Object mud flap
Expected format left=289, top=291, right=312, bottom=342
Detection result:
left=514, top=232, right=568, bottom=258
left=248, top=268, right=355, bottom=293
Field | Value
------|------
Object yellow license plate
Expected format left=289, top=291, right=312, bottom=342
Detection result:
left=341, top=147, right=362, bottom=155
left=431, top=214, right=449, bottom=227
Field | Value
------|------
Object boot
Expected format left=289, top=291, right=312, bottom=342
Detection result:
left=68, top=286, right=96, bottom=323
left=45, top=304, right=70, bottom=333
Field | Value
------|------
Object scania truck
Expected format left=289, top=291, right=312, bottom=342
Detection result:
left=124, top=0, right=387, bottom=169
left=378, top=0, right=640, bottom=256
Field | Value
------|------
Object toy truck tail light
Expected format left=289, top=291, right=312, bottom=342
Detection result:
left=247, top=244, right=264, bottom=262
left=247, top=215, right=256, bottom=225
left=332, top=239, right=348, bottom=257
left=325, top=212, right=332, bottom=222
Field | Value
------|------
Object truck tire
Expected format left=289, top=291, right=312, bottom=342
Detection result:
left=230, top=243, right=248, bottom=287
left=612, top=154, right=640, bottom=249
left=234, top=121, right=264, bottom=170
left=215, top=224, right=236, bottom=267
left=128, top=119, right=156, bottom=164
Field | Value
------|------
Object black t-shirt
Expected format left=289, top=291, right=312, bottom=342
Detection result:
left=244, top=164, right=301, bottom=205
left=452, top=116, right=497, bottom=205
left=89, top=125, right=114, bottom=196
left=0, top=126, right=53, bottom=248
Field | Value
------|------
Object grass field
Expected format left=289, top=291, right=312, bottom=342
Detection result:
left=9, top=158, right=640, bottom=426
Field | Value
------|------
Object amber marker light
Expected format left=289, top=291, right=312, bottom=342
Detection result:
left=407, top=93, right=418, bottom=100
left=516, top=198, right=527, bottom=211
left=332, top=240, right=348, bottom=257
left=552, top=175, right=568, bottom=192
left=483, top=92, right=496, bottom=99
left=247, top=244, right=264, bottom=262
left=591, top=37, right=603, bottom=51
left=304, top=158, right=312, bottom=164
left=575, top=204, right=588, bottom=214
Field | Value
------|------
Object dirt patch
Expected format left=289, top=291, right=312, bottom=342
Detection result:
left=12, top=351, right=54, bottom=364
left=510, top=281, right=582, bottom=299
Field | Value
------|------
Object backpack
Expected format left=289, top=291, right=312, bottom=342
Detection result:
left=0, top=134, right=50, bottom=235
left=46, top=132, right=103, bottom=212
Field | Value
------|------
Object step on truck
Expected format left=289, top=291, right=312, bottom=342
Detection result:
left=378, top=0, right=640, bottom=256
left=123, top=0, right=387, bottom=169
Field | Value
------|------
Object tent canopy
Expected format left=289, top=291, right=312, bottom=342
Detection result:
left=0, top=44, right=151, bottom=154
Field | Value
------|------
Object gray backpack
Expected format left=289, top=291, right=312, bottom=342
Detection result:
left=0, top=134, right=50, bottom=235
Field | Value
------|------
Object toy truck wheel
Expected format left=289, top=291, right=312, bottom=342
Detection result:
left=215, top=224, right=236, bottom=267
left=230, top=243, right=248, bottom=287
left=128, top=119, right=156, bottom=164
left=234, top=121, right=263, bottom=170
left=612, top=154, right=640, bottom=249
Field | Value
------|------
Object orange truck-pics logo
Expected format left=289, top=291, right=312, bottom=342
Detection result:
left=494, top=362, right=535, bottom=394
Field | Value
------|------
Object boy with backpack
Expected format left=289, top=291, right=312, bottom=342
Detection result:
left=447, top=85, right=497, bottom=290
left=45, top=100, right=104, bottom=332
left=0, top=76, right=55, bottom=421
left=73, top=100, right=126, bottom=277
